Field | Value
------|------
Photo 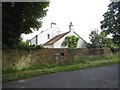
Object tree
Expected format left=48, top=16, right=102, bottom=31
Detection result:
left=87, top=29, right=116, bottom=48
left=61, top=35, right=79, bottom=48
left=2, top=2, right=49, bottom=48
left=100, top=2, right=120, bottom=47
left=100, top=31, right=117, bottom=48
left=88, top=30, right=102, bottom=48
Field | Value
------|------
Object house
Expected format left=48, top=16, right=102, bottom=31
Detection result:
left=29, top=22, right=63, bottom=46
left=29, top=22, right=87, bottom=48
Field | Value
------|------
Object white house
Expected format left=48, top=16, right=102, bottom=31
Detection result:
left=29, top=22, right=87, bottom=48
left=29, top=22, right=63, bottom=46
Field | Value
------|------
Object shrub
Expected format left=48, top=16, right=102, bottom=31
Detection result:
left=17, top=42, right=43, bottom=50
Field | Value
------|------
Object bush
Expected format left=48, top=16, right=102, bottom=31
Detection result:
left=111, top=48, right=120, bottom=54
left=4, top=40, right=44, bottom=50
left=35, top=45, right=43, bottom=49
left=17, top=42, right=43, bottom=50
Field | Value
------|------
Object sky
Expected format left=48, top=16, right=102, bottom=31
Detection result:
left=22, top=0, right=111, bottom=43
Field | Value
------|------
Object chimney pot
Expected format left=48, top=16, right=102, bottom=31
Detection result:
left=69, top=22, right=73, bottom=31
left=70, top=22, right=72, bottom=25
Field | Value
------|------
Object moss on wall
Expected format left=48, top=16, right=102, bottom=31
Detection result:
left=2, top=48, right=113, bottom=68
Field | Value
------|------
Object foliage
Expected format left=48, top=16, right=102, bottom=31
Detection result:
left=19, top=41, right=29, bottom=47
left=7, top=40, right=44, bottom=50
left=2, top=2, right=49, bottom=48
left=100, top=31, right=118, bottom=48
left=87, top=29, right=117, bottom=48
left=100, top=2, right=120, bottom=47
left=18, top=44, right=43, bottom=50
left=61, top=35, right=79, bottom=48
left=88, top=30, right=101, bottom=48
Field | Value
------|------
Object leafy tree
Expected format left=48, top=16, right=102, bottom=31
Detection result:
left=88, top=30, right=102, bottom=48
left=100, top=31, right=118, bottom=48
left=100, top=2, right=120, bottom=47
left=2, top=2, right=49, bottom=48
left=87, top=29, right=116, bottom=48
left=61, top=35, right=79, bottom=48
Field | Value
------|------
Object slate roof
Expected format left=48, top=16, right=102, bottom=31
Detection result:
left=44, top=31, right=70, bottom=45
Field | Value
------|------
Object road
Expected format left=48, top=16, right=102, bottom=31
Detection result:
left=3, top=64, right=119, bottom=88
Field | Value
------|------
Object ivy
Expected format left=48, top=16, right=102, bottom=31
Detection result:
left=61, top=35, right=79, bottom=48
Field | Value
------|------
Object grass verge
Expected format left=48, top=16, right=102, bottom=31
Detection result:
left=3, top=54, right=119, bottom=82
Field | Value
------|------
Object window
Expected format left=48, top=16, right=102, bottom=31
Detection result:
left=47, top=34, right=50, bottom=39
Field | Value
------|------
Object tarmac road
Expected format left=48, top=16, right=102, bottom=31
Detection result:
left=2, top=64, right=119, bottom=88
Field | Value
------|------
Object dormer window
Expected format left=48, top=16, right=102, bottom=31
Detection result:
left=47, top=34, right=50, bottom=39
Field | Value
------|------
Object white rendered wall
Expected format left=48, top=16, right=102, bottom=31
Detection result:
left=54, top=31, right=87, bottom=48
left=77, top=38, right=87, bottom=48
left=43, top=44, right=54, bottom=48
left=30, top=26, right=62, bottom=45
left=37, top=29, right=51, bottom=45
left=53, top=31, right=77, bottom=48
left=30, top=23, right=87, bottom=48
left=30, top=36, right=37, bottom=45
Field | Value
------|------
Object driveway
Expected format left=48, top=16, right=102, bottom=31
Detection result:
left=3, top=64, right=119, bottom=88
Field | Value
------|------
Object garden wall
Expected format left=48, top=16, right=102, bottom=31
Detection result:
left=2, top=48, right=113, bottom=68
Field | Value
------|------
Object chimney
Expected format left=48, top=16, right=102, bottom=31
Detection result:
left=69, top=22, right=73, bottom=31
left=51, top=22, right=56, bottom=28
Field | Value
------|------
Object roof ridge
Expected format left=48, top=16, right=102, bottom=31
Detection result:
left=73, top=31, right=88, bottom=43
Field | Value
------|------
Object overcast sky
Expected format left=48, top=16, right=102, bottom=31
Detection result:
left=22, top=0, right=111, bottom=42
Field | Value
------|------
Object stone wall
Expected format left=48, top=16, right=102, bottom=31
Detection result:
left=2, top=48, right=113, bottom=68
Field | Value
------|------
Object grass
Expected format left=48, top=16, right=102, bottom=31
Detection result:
left=3, top=54, right=120, bottom=82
